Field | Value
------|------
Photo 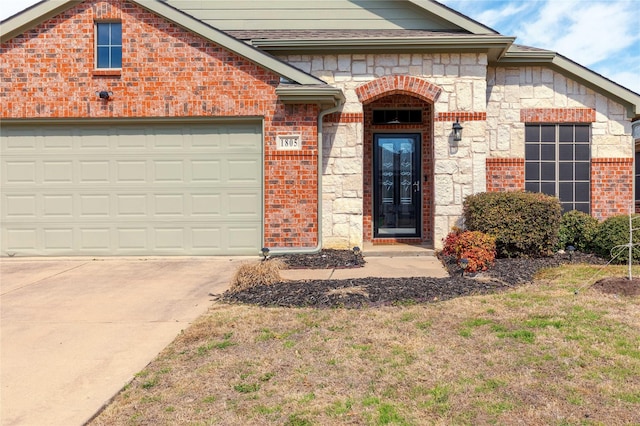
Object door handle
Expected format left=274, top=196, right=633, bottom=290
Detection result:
left=413, top=180, right=420, bottom=193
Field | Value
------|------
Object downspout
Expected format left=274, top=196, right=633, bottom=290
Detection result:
left=269, top=98, right=344, bottom=255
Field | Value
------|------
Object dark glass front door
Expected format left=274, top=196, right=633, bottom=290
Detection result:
left=373, top=134, right=421, bottom=238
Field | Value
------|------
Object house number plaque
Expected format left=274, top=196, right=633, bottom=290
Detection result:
left=276, top=134, right=302, bottom=150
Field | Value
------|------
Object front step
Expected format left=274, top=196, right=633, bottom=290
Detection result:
left=362, top=242, right=436, bottom=257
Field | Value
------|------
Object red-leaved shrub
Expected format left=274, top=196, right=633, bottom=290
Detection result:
left=442, top=229, right=496, bottom=273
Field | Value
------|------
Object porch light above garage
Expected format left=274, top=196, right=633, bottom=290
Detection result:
left=452, top=119, right=463, bottom=142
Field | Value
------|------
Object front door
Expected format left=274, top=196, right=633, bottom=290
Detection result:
left=373, top=134, right=421, bottom=238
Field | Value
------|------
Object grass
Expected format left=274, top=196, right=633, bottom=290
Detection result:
left=90, top=264, right=640, bottom=425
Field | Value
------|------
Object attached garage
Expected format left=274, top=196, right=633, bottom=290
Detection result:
left=1, top=120, right=263, bottom=256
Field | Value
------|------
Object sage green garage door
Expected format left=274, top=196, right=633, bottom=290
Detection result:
left=1, top=121, right=263, bottom=256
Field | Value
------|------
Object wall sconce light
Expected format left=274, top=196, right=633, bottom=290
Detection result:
left=96, top=90, right=113, bottom=100
left=452, top=118, right=463, bottom=142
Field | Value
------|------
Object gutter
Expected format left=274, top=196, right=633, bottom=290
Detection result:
left=269, top=94, right=345, bottom=255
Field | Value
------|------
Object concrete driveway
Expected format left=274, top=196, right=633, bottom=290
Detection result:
left=0, top=257, right=245, bottom=426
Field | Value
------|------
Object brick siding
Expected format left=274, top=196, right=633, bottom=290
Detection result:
left=486, top=158, right=525, bottom=192
left=1, top=0, right=320, bottom=248
left=591, top=158, right=634, bottom=219
left=520, top=108, right=596, bottom=123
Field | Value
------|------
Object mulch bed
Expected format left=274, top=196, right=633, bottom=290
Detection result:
left=222, top=250, right=637, bottom=308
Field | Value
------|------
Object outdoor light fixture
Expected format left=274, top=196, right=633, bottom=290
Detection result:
left=452, top=118, right=463, bottom=142
left=459, top=258, right=469, bottom=276
left=352, top=246, right=361, bottom=256
left=567, top=245, right=576, bottom=262
left=96, top=90, right=113, bottom=100
left=260, top=247, right=270, bottom=261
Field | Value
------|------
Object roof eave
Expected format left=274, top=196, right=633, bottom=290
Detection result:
left=276, top=85, right=346, bottom=106
left=252, top=36, right=515, bottom=61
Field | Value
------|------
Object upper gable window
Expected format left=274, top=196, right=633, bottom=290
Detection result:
left=96, top=22, right=122, bottom=69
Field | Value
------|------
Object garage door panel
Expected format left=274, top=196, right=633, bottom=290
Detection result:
left=117, top=161, right=147, bottom=183
left=153, top=160, right=185, bottom=183
left=4, top=195, right=37, bottom=218
left=43, top=228, right=74, bottom=250
left=5, top=161, right=36, bottom=184
left=1, top=122, right=263, bottom=255
left=80, top=161, right=110, bottom=183
left=154, top=194, right=184, bottom=216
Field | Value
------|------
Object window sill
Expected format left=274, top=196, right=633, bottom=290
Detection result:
left=92, top=69, right=122, bottom=77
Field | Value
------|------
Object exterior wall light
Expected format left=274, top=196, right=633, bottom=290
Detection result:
left=96, top=90, right=113, bottom=100
left=452, top=118, right=463, bottom=142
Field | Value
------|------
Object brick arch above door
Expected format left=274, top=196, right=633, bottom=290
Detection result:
left=355, top=75, right=442, bottom=105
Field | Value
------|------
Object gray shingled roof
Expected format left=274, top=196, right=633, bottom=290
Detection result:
left=225, top=29, right=480, bottom=41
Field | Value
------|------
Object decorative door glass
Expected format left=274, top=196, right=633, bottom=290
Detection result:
left=374, top=134, right=421, bottom=237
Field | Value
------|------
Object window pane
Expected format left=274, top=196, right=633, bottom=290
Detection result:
left=525, top=125, right=539, bottom=142
left=541, top=144, right=555, bottom=161
left=575, top=125, right=590, bottom=142
left=97, top=46, right=110, bottom=68
left=111, top=47, right=122, bottom=68
left=541, top=162, right=555, bottom=180
left=559, top=144, right=573, bottom=161
left=575, top=163, right=589, bottom=180
left=541, top=125, right=555, bottom=142
left=525, top=182, right=539, bottom=193
left=525, top=143, right=539, bottom=160
left=525, top=163, right=539, bottom=180
left=559, top=125, right=573, bottom=142
left=575, top=144, right=590, bottom=161
left=575, top=203, right=590, bottom=214
left=559, top=163, right=573, bottom=180
left=559, top=182, right=574, bottom=201
left=541, top=182, right=556, bottom=196
left=111, top=23, right=122, bottom=45
left=575, top=182, right=590, bottom=201
left=561, top=202, right=573, bottom=213
left=97, top=24, right=110, bottom=45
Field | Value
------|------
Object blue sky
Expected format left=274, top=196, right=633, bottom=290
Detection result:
left=2, top=0, right=639, bottom=93
left=440, top=0, right=640, bottom=93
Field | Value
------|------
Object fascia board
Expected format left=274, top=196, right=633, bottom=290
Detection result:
left=275, top=85, right=346, bottom=106
left=251, top=36, right=515, bottom=52
left=1, top=1, right=81, bottom=43
left=408, top=0, right=499, bottom=34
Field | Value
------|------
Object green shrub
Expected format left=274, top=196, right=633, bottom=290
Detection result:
left=557, top=210, right=599, bottom=252
left=463, top=191, right=562, bottom=258
left=442, top=228, right=496, bottom=273
left=592, top=214, right=640, bottom=263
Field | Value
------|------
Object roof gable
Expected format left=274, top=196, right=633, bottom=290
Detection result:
left=0, top=0, right=327, bottom=86
left=162, top=0, right=496, bottom=34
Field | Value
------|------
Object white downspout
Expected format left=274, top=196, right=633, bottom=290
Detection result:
left=269, top=98, right=344, bottom=255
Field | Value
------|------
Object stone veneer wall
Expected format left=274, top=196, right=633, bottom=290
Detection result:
left=281, top=53, right=489, bottom=249
left=486, top=66, right=632, bottom=159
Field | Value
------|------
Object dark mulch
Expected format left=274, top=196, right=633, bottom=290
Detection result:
left=222, top=250, right=632, bottom=308
left=278, top=249, right=365, bottom=269
left=592, top=277, right=640, bottom=297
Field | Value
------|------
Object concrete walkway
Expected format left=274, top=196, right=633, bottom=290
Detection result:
left=281, top=255, right=449, bottom=280
left=0, top=252, right=448, bottom=426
